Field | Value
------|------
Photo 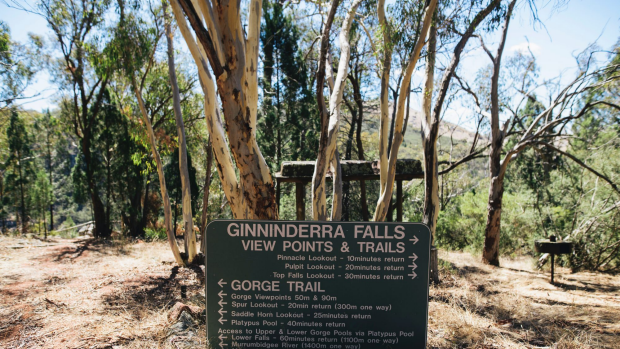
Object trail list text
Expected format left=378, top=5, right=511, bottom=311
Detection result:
left=206, top=221, right=431, bottom=349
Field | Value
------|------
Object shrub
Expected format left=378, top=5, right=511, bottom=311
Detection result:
left=145, top=227, right=167, bottom=241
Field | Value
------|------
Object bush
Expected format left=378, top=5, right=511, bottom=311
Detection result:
left=145, top=227, right=167, bottom=241
left=435, top=182, right=543, bottom=256
left=52, top=216, right=78, bottom=238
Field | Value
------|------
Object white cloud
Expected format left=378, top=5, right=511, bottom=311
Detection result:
left=509, top=42, right=542, bottom=55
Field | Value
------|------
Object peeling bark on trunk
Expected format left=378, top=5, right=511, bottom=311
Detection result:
left=174, top=0, right=277, bottom=220
left=165, top=10, right=196, bottom=262
left=214, top=0, right=277, bottom=220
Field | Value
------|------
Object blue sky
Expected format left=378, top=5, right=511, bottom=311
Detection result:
left=427, top=0, right=620, bottom=128
left=1, top=0, right=619, bottom=118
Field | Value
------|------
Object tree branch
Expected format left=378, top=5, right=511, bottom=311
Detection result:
left=538, top=142, right=620, bottom=195
left=175, top=0, right=225, bottom=78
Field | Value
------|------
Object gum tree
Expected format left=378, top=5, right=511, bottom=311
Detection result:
left=373, top=0, right=438, bottom=221
left=458, top=3, right=620, bottom=265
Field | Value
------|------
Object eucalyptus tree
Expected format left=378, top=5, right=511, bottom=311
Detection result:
left=457, top=5, right=620, bottom=265
left=164, top=148, right=199, bottom=237
left=112, top=8, right=183, bottom=261
left=162, top=3, right=198, bottom=262
left=564, top=52, right=620, bottom=272
left=112, top=0, right=200, bottom=264
left=38, top=0, right=115, bottom=238
left=373, top=0, right=437, bottom=221
left=311, top=0, right=366, bottom=221
left=342, top=24, right=373, bottom=221
left=418, top=0, right=504, bottom=246
left=169, top=0, right=277, bottom=220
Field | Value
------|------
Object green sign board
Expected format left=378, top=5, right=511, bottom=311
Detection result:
left=206, top=220, right=431, bottom=348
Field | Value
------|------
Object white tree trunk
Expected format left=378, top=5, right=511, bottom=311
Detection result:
left=171, top=0, right=278, bottom=219
left=169, top=0, right=241, bottom=217
left=244, top=0, right=274, bottom=197
left=132, top=77, right=184, bottom=266
left=165, top=11, right=197, bottom=263
left=376, top=0, right=391, bottom=199
left=421, top=24, right=439, bottom=239
left=311, top=0, right=362, bottom=221
left=330, top=150, right=343, bottom=221
left=374, top=0, right=438, bottom=221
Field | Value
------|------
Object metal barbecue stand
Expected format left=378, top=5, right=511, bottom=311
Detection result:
left=535, top=236, right=573, bottom=284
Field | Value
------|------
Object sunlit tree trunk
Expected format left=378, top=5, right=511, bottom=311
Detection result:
left=173, top=0, right=277, bottom=220
left=375, top=0, right=392, bottom=219
left=310, top=0, right=340, bottom=221
left=310, top=0, right=363, bottom=221
left=165, top=7, right=197, bottom=263
left=374, top=0, right=438, bottom=221
left=132, top=75, right=184, bottom=266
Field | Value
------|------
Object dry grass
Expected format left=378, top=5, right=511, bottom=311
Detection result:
left=1, top=236, right=618, bottom=348
left=428, top=251, right=620, bottom=348
left=0, top=236, right=205, bottom=348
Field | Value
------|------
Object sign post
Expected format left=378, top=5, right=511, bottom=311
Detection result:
left=206, top=220, right=431, bottom=348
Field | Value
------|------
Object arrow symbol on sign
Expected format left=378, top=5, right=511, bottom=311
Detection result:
left=220, top=344, right=228, bottom=349
left=218, top=317, right=228, bottom=324
left=408, top=272, right=418, bottom=279
left=219, top=334, right=227, bottom=342
left=408, top=253, right=418, bottom=261
left=218, top=279, right=227, bottom=288
left=408, top=263, right=418, bottom=270
left=218, top=290, right=227, bottom=298
left=218, top=299, right=227, bottom=307
left=409, top=236, right=419, bottom=245
left=218, top=308, right=228, bottom=316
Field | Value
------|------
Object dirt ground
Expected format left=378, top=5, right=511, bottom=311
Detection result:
left=0, top=236, right=618, bottom=349
left=428, top=252, right=620, bottom=348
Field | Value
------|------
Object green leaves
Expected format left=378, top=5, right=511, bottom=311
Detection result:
left=0, top=21, right=44, bottom=111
